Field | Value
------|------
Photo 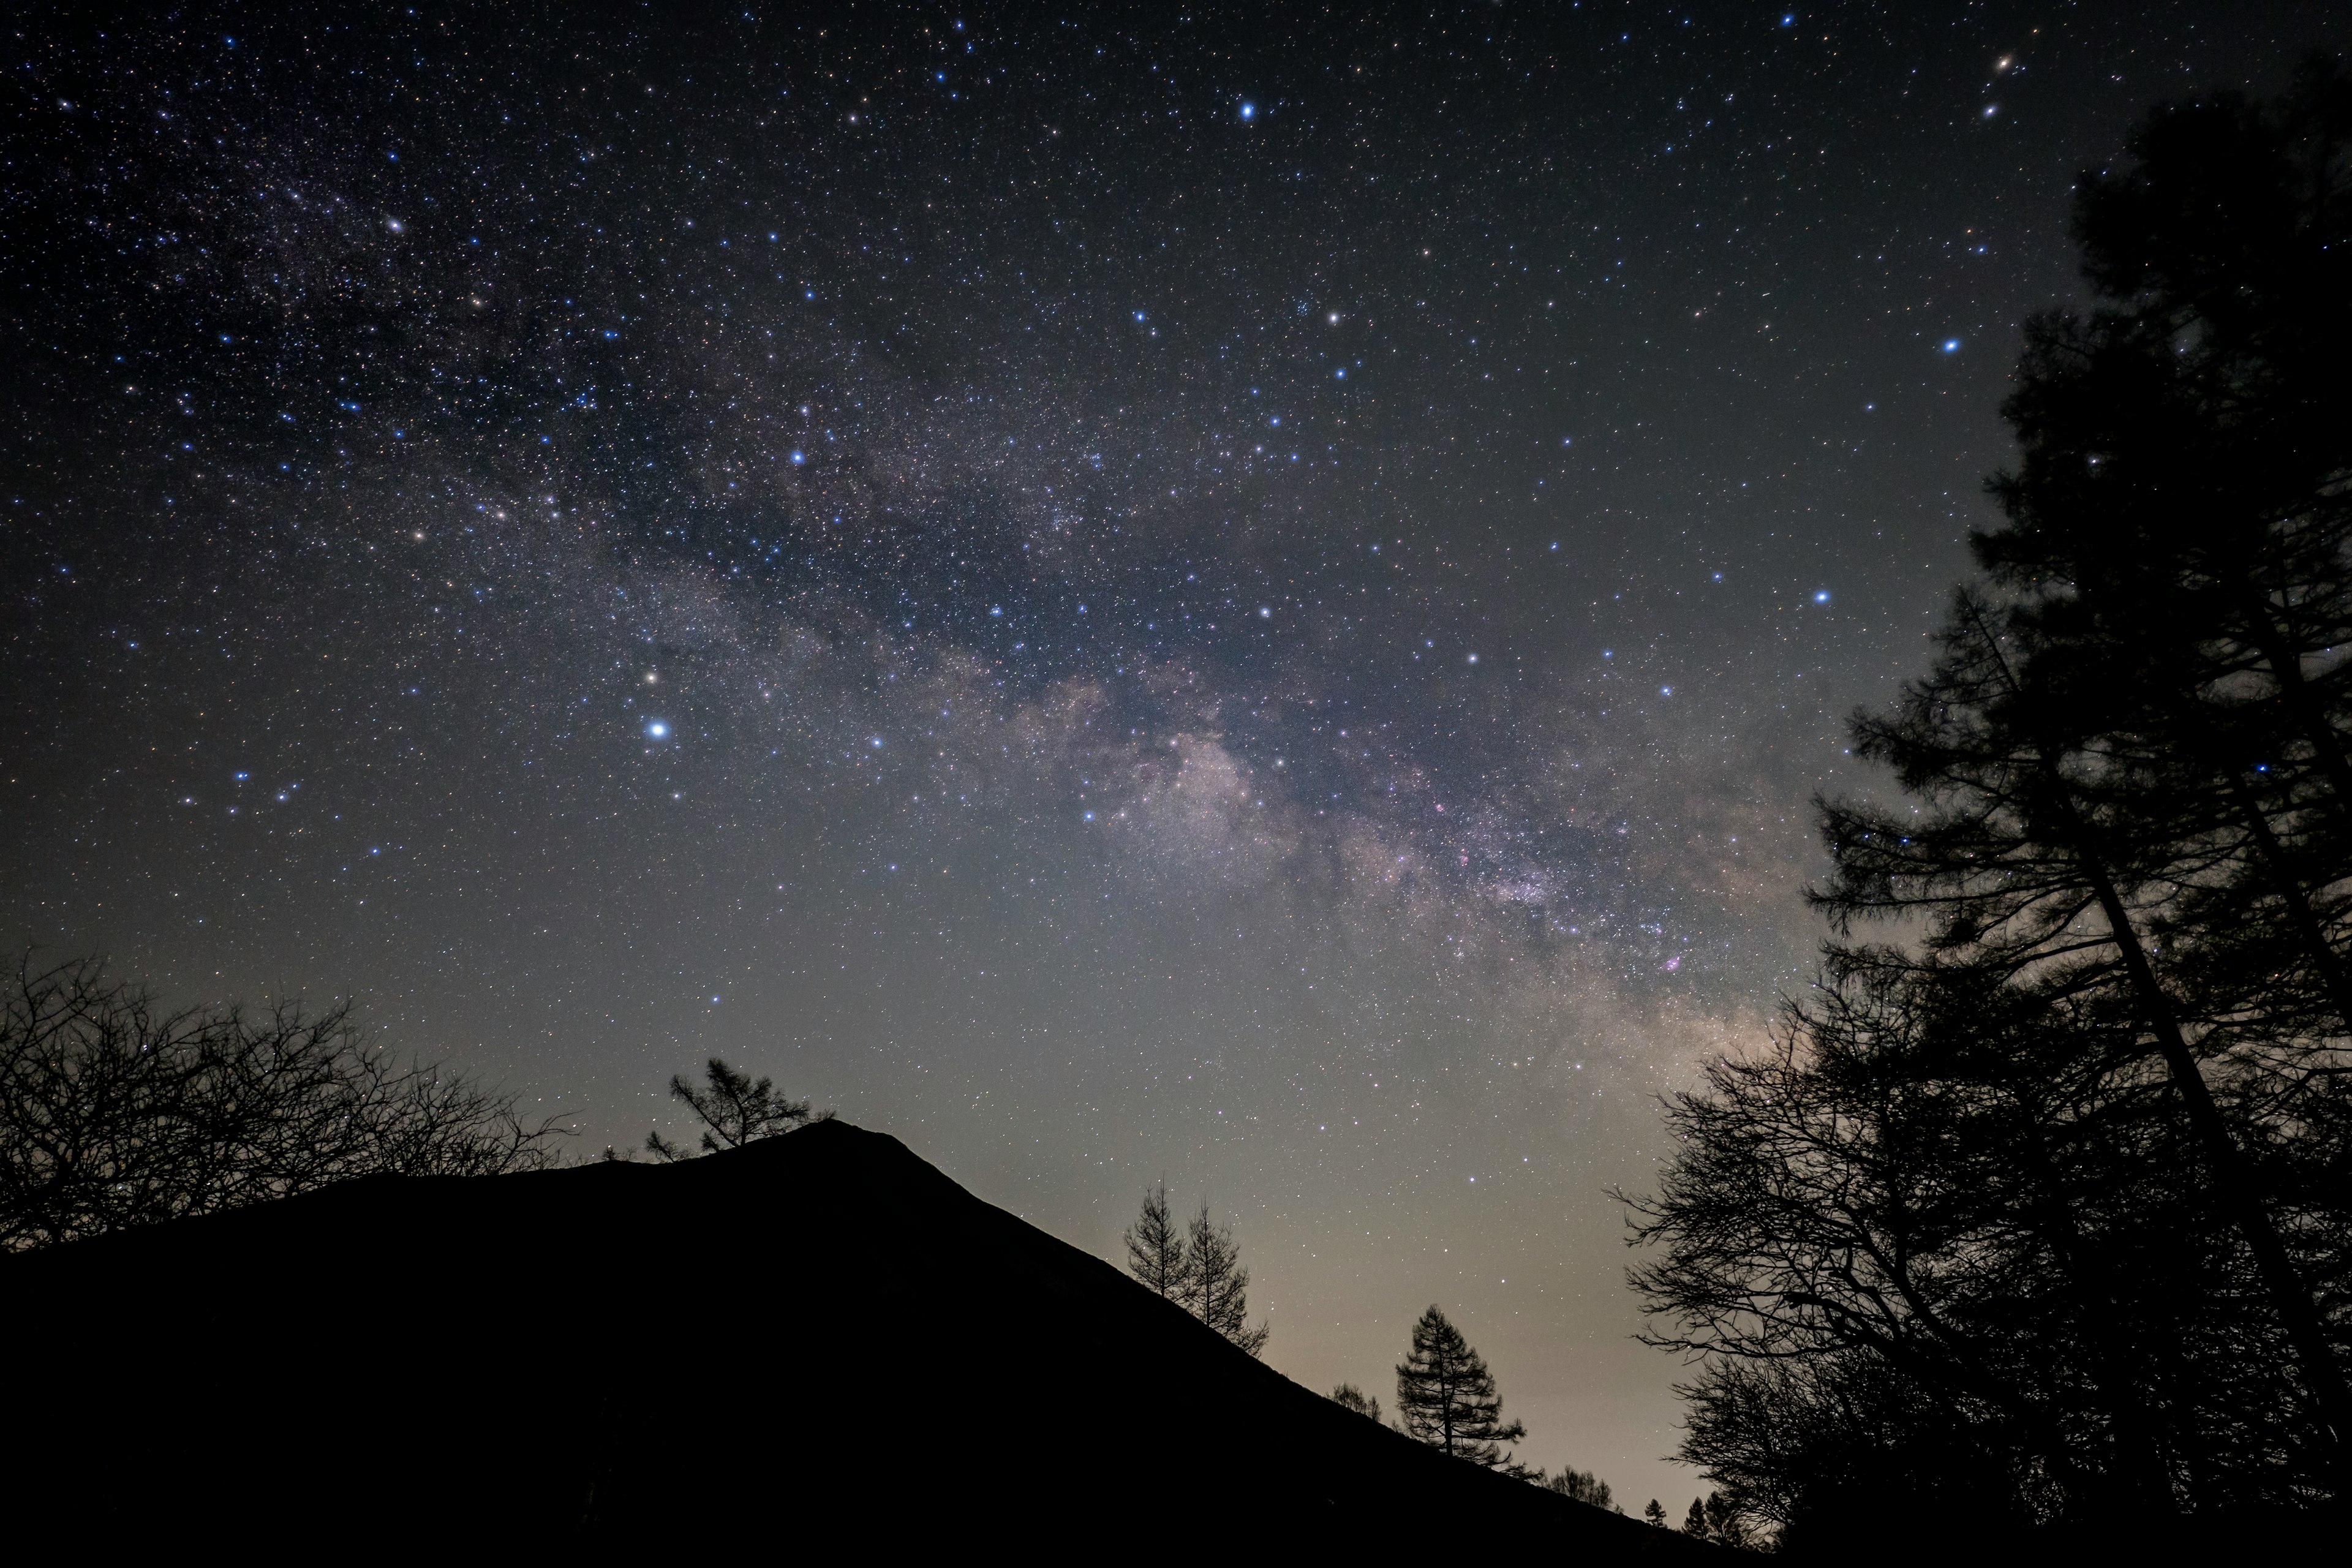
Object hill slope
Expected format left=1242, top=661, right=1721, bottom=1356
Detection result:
left=2, top=1119, right=1716, bottom=1551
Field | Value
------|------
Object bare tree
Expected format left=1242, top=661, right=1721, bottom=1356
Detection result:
left=0, top=956, right=564, bottom=1251
left=643, top=1057, right=824, bottom=1161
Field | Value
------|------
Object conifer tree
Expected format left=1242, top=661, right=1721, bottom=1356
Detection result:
left=1810, top=61, right=2352, bottom=1482
left=1330, top=1384, right=1383, bottom=1423
left=1622, top=62, right=2352, bottom=1533
left=1645, top=1499, right=1668, bottom=1528
left=1123, top=1181, right=1188, bottom=1299
left=1182, top=1201, right=1271, bottom=1355
left=1682, top=1498, right=1708, bottom=1536
left=644, top=1057, right=818, bottom=1161
left=1393, top=1304, right=1526, bottom=1467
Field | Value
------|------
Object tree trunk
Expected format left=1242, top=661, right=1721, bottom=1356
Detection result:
left=2062, top=797, right=2352, bottom=1489
left=2226, top=773, right=2352, bottom=1032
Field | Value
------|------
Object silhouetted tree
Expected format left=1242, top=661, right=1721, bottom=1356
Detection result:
left=1124, top=1180, right=1188, bottom=1298
left=1331, top=1384, right=1383, bottom=1423
left=1806, top=59, right=2352, bottom=1492
left=1182, top=1200, right=1271, bottom=1355
left=1814, top=593, right=2352, bottom=1488
left=1619, top=62, right=2352, bottom=1534
left=645, top=1057, right=822, bottom=1161
left=1619, top=957, right=2293, bottom=1542
left=1682, top=1498, right=1707, bottom=1536
left=0, top=956, right=562, bottom=1250
left=1645, top=1499, right=1668, bottom=1527
left=1395, top=1305, right=1526, bottom=1468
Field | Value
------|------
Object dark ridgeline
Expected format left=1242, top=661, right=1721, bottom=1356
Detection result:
left=0, top=1120, right=1716, bottom=1553
left=1621, top=61, right=2352, bottom=1555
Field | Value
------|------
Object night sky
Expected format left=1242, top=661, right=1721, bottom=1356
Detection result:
left=9, top=1, right=2345, bottom=1504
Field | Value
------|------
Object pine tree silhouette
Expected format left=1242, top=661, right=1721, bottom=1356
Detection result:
left=1393, top=1304, right=1525, bottom=1468
left=1181, top=1201, right=1270, bottom=1356
left=1122, top=1181, right=1187, bottom=1299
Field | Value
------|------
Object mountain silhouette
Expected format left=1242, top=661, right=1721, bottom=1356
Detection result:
left=2, top=1119, right=1718, bottom=1550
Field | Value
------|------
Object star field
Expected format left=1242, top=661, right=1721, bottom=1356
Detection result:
left=6, top=0, right=2342, bottom=1505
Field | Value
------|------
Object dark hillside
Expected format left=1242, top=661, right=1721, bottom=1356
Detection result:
left=1, top=1120, right=1716, bottom=1551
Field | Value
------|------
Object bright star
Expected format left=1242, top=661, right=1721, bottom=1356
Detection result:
left=1942, top=339, right=1961, bottom=353
left=1814, top=590, right=1831, bottom=603
left=1239, top=102, right=1254, bottom=120
left=647, top=722, right=668, bottom=738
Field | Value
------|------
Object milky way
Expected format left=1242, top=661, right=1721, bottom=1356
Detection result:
left=9, top=1, right=2341, bottom=1503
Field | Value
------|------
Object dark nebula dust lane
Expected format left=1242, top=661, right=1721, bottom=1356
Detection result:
left=7, top=1, right=2341, bottom=1503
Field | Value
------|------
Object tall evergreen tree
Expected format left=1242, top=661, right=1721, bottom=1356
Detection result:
left=1182, top=1201, right=1271, bottom=1356
left=1123, top=1180, right=1188, bottom=1299
left=1394, top=1305, right=1526, bottom=1467
left=1624, top=63, right=2352, bottom=1536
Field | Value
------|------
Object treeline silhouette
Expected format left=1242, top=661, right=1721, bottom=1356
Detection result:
left=0, top=956, right=562, bottom=1250
left=1620, top=61, right=2352, bottom=1551
left=0, top=960, right=840, bottom=1254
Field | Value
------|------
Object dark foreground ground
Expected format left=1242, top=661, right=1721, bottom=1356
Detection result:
left=3, top=1120, right=1722, bottom=1552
